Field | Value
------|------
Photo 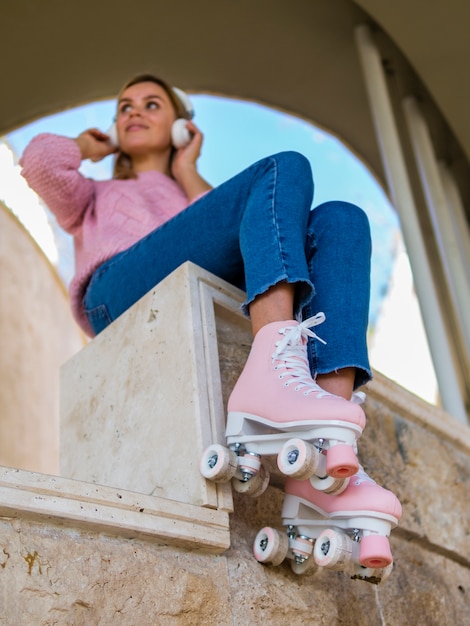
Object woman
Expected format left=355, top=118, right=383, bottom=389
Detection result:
left=20, top=74, right=401, bottom=576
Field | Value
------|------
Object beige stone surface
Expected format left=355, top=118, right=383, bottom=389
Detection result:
left=0, top=517, right=232, bottom=626
left=1, top=485, right=469, bottom=626
left=60, top=263, right=243, bottom=512
left=360, top=376, right=470, bottom=558
left=2, top=263, right=469, bottom=624
left=0, top=205, right=84, bottom=475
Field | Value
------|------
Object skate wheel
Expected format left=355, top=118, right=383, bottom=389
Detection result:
left=309, top=473, right=349, bottom=495
left=232, top=464, right=270, bottom=497
left=199, top=444, right=237, bottom=483
left=277, top=438, right=320, bottom=479
left=359, top=534, right=393, bottom=569
left=326, top=443, right=359, bottom=479
left=253, top=527, right=289, bottom=566
left=313, top=528, right=353, bottom=568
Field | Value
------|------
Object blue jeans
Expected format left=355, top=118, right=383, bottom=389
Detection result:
left=84, top=151, right=372, bottom=387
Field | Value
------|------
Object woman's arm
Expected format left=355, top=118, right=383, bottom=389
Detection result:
left=171, top=121, right=213, bottom=202
left=20, top=131, right=114, bottom=233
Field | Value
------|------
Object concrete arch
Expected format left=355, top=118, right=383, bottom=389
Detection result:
left=1, top=1, right=469, bottom=163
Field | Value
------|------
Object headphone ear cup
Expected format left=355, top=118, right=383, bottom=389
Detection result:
left=106, top=123, right=119, bottom=147
left=171, top=118, right=192, bottom=148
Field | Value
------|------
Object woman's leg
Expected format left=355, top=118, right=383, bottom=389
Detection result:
left=249, top=202, right=372, bottom=399
left=85, top=151, right=370, bottom=481
left=225, top=199, right=371, bottom=482
left=302, top=201, right=373, bottom=394
left=85, top=153, right=371, bottom=399
left=249, top=282, right=295, bottom=335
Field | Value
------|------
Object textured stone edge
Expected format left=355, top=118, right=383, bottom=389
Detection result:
left=367, top=369, right=470, bottom=454
left=0, top=466, right=230, bottom=553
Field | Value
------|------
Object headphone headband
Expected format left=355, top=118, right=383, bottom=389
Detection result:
left=107, top=83, right=195, bottom=149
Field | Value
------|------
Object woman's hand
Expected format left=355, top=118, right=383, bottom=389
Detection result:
left=171, top=121, right=202, bottom=174
left=171, top=121, right=212, bottom=200
left=75, top=128, right=117, bottom=162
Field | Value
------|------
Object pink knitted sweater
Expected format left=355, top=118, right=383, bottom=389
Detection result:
left=20, top=133, right=192, bottom=336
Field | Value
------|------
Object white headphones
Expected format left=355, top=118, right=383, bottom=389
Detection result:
left=107, top=86, right=195, bottom=149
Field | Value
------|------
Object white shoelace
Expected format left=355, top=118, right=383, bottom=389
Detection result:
left=351, top=391, right=366, bottom=404
left=276, top=313, right=327, bottom=354
left=273, top=314, right=368, bottom=405
left=273, top=314, right=331, bottom=397
left=353, top=466, right=376, bottom=486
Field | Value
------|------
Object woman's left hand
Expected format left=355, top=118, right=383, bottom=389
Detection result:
left=171, top=121, right=212, bottom=200
left=171, top=121, right=203, bottom=176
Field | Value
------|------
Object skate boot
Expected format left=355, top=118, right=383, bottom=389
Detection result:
left=200, top=315, right=366, bottom=497
left=252, top=469, right=402, bottom=584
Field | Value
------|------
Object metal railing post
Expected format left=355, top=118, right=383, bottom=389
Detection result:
left=355, top=24, right=467, bottom=422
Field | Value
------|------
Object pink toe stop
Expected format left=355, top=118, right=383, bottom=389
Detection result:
left=359, top=534, right=393, bottom=569
left=326, top=444, right=359, bottom=478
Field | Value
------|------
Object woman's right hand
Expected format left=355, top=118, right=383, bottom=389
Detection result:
left=74, top=128, right=117, bottom=162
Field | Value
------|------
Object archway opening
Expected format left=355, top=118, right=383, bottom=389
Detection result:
left=1, top=94, right=437, bottom=403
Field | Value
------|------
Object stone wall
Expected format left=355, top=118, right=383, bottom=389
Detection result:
left=0, top=263, right=469, bottom=625
left=0, top=204, right=84, bottom=474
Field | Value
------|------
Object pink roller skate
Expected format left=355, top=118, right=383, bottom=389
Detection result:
left=252, top=469, right=402, bottom=584
left=200, top=315, right=366, bottom=497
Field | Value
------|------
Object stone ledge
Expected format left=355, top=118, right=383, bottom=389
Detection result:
left=60, top=262, right=243, bottom=514
left=0, top=466, right=230, bottom=553
left=366, top=369, right=470, bottom=455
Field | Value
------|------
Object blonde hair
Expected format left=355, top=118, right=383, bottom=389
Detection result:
left=113, top=74, right=188, bottom=180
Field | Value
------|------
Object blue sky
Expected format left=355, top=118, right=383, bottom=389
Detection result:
left=7, top=94, right=399, bottom=326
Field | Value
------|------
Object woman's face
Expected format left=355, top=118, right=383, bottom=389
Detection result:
left=116, top=81, right=177, bottom=155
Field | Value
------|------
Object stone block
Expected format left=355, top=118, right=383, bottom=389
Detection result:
left=60, top=262, right=250, bottom=513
